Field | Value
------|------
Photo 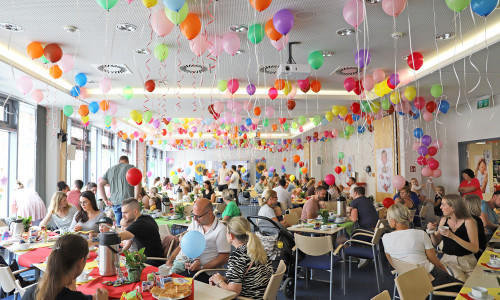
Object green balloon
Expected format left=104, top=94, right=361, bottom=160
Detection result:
left=218, top=80, right=227, bottom=92
left=263, top=119, right=269, bottom=127
left=104, top=116, right=112, bottom=127
left=292, top=121, right=298, bottom=129
left=150, top=161, right=155, bottom=168
left=381, top=98, right=391, bottom=110
left=247, top=24, right=264, bottom=44
left=338, top=152, right=344, bottom=159
left=167, top=124, right=173, bottom=131
left=171, top=174, right=179, bottom=184
left=143, top=111, right=153, bottom=123
left=298, top=115, right=306, bottom=126
left=361, top=101, right=371, bottom=113
left=123, top=86, right=133, bottom=100
left=339, top=132, right=345, bottom=139
left=173, top=118, right=180, bottom=123
left=445, top=0, right=471, bottom=12
left=63, top=105, right=73, bottom=117
left=283, top=123, right=289, bottom=131
left=40, top=55, right=49, bottom=64
left=165, top=2, right=188, bottom=25
left=308, top=51, right=324, bottom=70
left=154, top=44, right=169, bottom=62
left=312, top=115, right=321, bottom=126
left=95, top=0, right=119, bottom=10
left=430, top=84, right=443, bottom=98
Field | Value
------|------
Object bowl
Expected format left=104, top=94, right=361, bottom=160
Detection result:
left=19, top=243, right=30, bottom=250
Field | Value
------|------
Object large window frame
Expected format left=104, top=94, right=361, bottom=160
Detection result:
left=66, top=119, right=91, bottom=184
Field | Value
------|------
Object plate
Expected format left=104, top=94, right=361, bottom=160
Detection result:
left=484, top=262, right=500, bottom=269
left=169, top=216, right=180, bottom=220
left=152, top=289, right=192, bottom=300
left=76, top=276, right=94, bottom=285
left=467, top=292, right=494, bottom=300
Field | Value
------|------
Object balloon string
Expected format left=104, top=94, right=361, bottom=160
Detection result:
left=176, top=31, right=183, bottom=112
left=483, top=17, right=494, bottom=120
left=467, top=6, right=481, bottom=94
left=191, top=57, right=198, bottom=112
left=451, top=12, right=462, bottom=116
left=144, top=10, right=153, bottom=113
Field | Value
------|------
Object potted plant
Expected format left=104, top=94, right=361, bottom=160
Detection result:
left=299, top=191, right=305, bottom=199
left=174, top=205, right=185, bottom=219
left=318, top=209, right=329, bottom=224
left=20, top=216, right=32, bottom=232
left=123, top=248, right=147, bottom=282
left=189, top=193, right=195, bottom=203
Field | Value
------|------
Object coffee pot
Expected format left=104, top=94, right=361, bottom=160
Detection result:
left=336, top=196, right=347, bottom=217
left=98, top=231, right=121, bottom=276
left=10, top=219, right=24, bottom=238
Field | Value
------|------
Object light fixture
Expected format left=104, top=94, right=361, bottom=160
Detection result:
left=116, top=23, right=137, bottom=32
left=365, top=0, right=381, bottom=3
left=391, top=32, right=404, bottom=39
left=336, top=28, right=356, bottom=36
left=134, top=48, right=149, bottom=54
left=63, top=25, right=78, bottom=33
left=229, top=24, right=248, bottom=33
left=322, top=51, right=334, bottom=57
left=294, top=11, right=316, bottom=20
left=0, top=22, right=24, bottom=32
left=436, top=32, right=455, bottom=40
left=234, top=49, right=245, bottom=55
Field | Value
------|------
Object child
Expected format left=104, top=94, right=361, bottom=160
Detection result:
left=120, top=218, right=138, bottom=252
left=149, top=197, right=159, bottom=211
left=105, top=208, right=116, bottom=226
left=88, top=216, right=114, bottom=246
left=181, top=187, right=190, bottom=202
left=426, top=185, right=444, bottom=219
left=410, top=178, right=425, bottom=203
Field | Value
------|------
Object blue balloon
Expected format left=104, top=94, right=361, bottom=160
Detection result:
left=180, top=231, right=206, bottom=258
left=412, top=113, right=420, bottom=120
left=162, top=0, right=185, bottom=11
left=321, top=117, right=328, bottom=126
left=75, top=73, right=87, bottom=87
left=245, top=118, right=252, bottom=126
left=268, top=171, right=273, bottom=177
left=413, top=128, right=424, bottom=139
left=410, top=104, right=419, bottom=114
left=89, top=101, right=99, bottom=114
left=398, top=112, right=405, bottom=116
left=70, top=86, right=81, bottom=97
left=352, top=114, right=360, bottom=121
left=471, top=0, right=498, bottom=17
left=357, top=125, right=365, bottom=134
left=438, top=100, right=450, bottom=114
left=185, top=167, right=191, bottom=175
left=282, top=168, right=286, bottom=173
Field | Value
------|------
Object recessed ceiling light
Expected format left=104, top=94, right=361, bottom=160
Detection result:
left=0, top=22, right=24, bottom=32
left=63, top=25, right=78, bottom=33
left=436, top=32, right=455, bottom=40
left=134, top=48, right=149, bottom=55
left=116, top=23, right=137, bottom=32
left=391, top=32, right=404, bottom=39
left=294, top=11, right=316, bottom=20
left=322, top=51, right=335, bottom=57
left=336, top=28, right=356, bottom=36
left=365, top=0, right=381, bottom=3
left=229, top=24, right=248, bottom=33
left=234, top=49, right=245, bottom=55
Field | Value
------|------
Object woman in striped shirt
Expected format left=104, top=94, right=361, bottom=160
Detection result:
left=40, top=192, right=78, bottom=233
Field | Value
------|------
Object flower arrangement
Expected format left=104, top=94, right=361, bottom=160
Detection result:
left=124, top=248, right=147, bottom=269
left=19, top=216, right=32, bottom=232
left=318, top=208, right=329, bottom=223
left=189, top=193, right=195, bottom=203
left=174, top=205, right=185, bottom=218
left=299, top=191, right=306, bottom=199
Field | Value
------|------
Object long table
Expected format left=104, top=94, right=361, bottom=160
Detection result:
left=288, top=221, right=355, bottom=236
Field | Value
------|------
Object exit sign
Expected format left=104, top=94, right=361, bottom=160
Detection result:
left=477, top=98, right=490, bottom=109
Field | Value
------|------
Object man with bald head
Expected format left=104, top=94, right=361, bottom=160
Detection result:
left=118, top=198, right=164, bottom=266
left=166, top=198, right=230, bottom=283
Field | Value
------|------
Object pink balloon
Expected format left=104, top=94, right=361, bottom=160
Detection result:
left=207, top=36, right=222, bottom=57
left=222, top=33, right=240, bottom=56
left=421, top=167, right=432, bottom=177
left=111, top=117, right=117, bottom=125
left=299, top=126, right=304, bottom=133
left=227, top=79, right=239, bottom=94
left=233, top=114, right=242, bottom=123
left=432, top=169, right=442, bottom=178
left=373, top=69, right=386, bottom=83
left=401, top=101, right=411, bottom=114
left=79, top=87, right=88, bottom=99
left=31, top=89, right=43, bottom=104
left=374, top=110, right=383, bottom=120
left=414, top=97, right=426, bottom=110
left=392, top=175, right=405, bottom=190
left=16, top=76, right=33, bottom=95
left=297, top=79, right=310, bottom=90
left=232, top=101, right=242, bottom=114
left=189, top=34, right=208, bottom=57
left=58, top=54, right=74, bottom=73
left=270, top=34, right=289, bottom=51
left=226, top=101, right=234, bottom=111
left=331, top=128, right=338, bottom=137
left=382, top=0, right=407, bottom=17
left=423, top=111, right=433, bottom=122
left=147, top=171, right=152, bottom=177
left=412, top=142, right=421, bottom=152
left=287, top=84, right=297, bottom=99
left=108, top=102, right=117, bottom=115
left=431, top=139, right=443, bottom=150
left=362, top=76, right=374, bottom=91
left=265, top=106, right=274, bottom=118
left=225, top=89, right=234, bottom=99
left=268, top=87, right=278, bottom=100
left=151, top=9, right=174, bottom=37
left=325, top=174, right=336, bottom=185
left=213, top=101, right=224, bottom=113
left=223, top=111, right=233, bottom=123
left=133, top=131, right=139, bottom=137
left=243, top=101, right=253, bottom=111
left=100, top=78, right=112, bottom=93
left=251, top=117, right=259, bottom=124
left=344, top=77, right=356, bottom=92
left=343, top=0, right=365, bottom=27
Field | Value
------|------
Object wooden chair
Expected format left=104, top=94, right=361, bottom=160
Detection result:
left=183, top=205, right=193, bottom=217
left=371, top=290, right=391, bottom=300
left=289, top=207, right=302, bottom=219
left=250, top=190, right=259, bottom=206
left=283, top=213, right=299, bottom=226
left=214, top=203, right=227, bottom=215
left=418, top=205, right=428, bottom=228
left=0, top=265, right=37, bottom=300
left=395, top=267, right=460, bottom=300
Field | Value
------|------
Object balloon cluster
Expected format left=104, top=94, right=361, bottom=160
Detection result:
left=413, top=128, right=443, bottom=178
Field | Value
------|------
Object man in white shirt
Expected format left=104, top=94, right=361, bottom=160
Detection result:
left=348, top=177, right=358, bottom=198
left=217, top=161, right=231, bottom=192
left=273, top=179, right=292, bottom=211
left=228, top=165, right=240, bottom=205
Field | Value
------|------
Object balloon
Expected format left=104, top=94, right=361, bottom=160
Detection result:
left=428, top=146, right=438, bottom=157
left=392, top=175, right=405, bottom=190
left=417, top=156, right=427, bottom=166
left=338, top=152, right=345, bottom=160
left=207, top=36, right=222, bottom=57
left=438, top=100, right=450, bottom=114
left=253, top=106, right=261, bottom=116
left=100, top=78, right=112, bottom=93
left=123, top=86, right=134, bottom=100
left=31, top=89, right=43, bottom=104
left=390, top=91, right=401, bottom=104
left=343, top=0, right=365, bottom=27
left=338, top=105, right=348, bottom=117
left=265, top=19, right=282, bottom=41
left=293, top=155, right=300, bottom=163
left=325, top=111, right=334, bottom=122
left=289, top=175, right=296, bottom=181
left=389, top=73, right=400, bottom=87
left=383, top=197, right=395, bottom=208
left=75, top=73, right=87, bottom=87
left=262, top=119, right=269, bottom=127
left=357, top=125, right=365, bottom=134
left=418, top=146, right=428, bottom=156
left=162, top=0, right=185, bottom=11
left=70, top=86, right=80, bottom=97
left=426, top=101, right=437, bottom=113
left=185, top=168, right=191, bottom=175
left=381, top=98, right=391, bottom=110
left=95, top=0, right=119, bottom=9
left=445, top=0, right=472, bottom=12
left=373, top=69, right=386, bottom=83
left=404, top=86, right=416, bottom=101
left=265, top=106, right=274, bottom=118
left=350, top=103, right=361, bottom=115
left=245, top=84, right=256, bottom=96
left=355, top=49, right=371, bottom=68
left=431, top=139, right=443, bottom=150
left=335, top=166, right=342, bottom=174
left=471, top=0, right=498, bottom=16
left=428, top=159, right=439, bottom=170
left=249, top=0, right=272, bottom=11
left=180, top=14, right=201, bottom=40
left=432, top=169, right=442, bottom=178
left=268, top=87, right=278, bottom=100
left=227, top=79, right=239, bottom=94
left=430, top=84, right=442, bottom=98
left=189, top=34, right=208, bottom=57
left=108, top=102, right=117, bottom=115
left=286, top=99, right=296, bottom=111
left=165, top=1, right=188, bottom=25
left=270, top=34, right=289, bottom=51
left=99, top=100, right=109, bottom=112
left=273, top=9, right=294, bottom=35
left=421, top=135, right=432, bottom=146
left=287, top=84, right=297, bottom=98
left=26, top=42, right=44, bottom=59
left=43, top=44, right=63, bottom=63
left=421, top=167, right=432, bottom=177
left=78, top=105, right=89, bottom=117
left=407, top=52, right=424, bottom=70
left=362, top=76, right=374, bottom=91
left=297, top=79, right=310, bottom=91
left=151, top=9, right=174, bottom=37
left=297, top=115, right=306, bottom=126
left=143, top=80, right=155, bottom=93
left=58, top=54, right=74, bottom=73
left=217, top=80, right=227, bottom=93
left=88, top=101, right=99, bottom=114
left=422, top=111, right=432, bottom=122
left=49, top=65, right=62, bottom=79
left=308, top=51, right=324, bottom=69
left=248, top=24, right=264, bottom=44
left=63, top=105, right=73, bottom=117
left=414, top=96, right=426, bottom=110
left=222, top=32, right=240, bottom=56
left=154, top=44, right=169, bottom=61
left=180, top=230, right=206, bottom=258
left=382, top=0, right=407, bottom=17
left=143, top=111, right=153, bottom=123
left=16, top=76, right=33, bottom=95
left=274, top=79, right=285, bottom=90
left=413, top=128, right=423, bottom=138
left=310, top=80, right=321, bottom=93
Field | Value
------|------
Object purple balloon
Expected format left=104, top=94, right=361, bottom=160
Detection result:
left=246, top=84, right=256, bottom=95
left=421, top=135, right=432, bottom=146
left=418, top=145, right=428, bottom=156
left=153, top=119, right=160, bottom=128
left=354, top=49, right=371, bottom=68
left=389, top=73, right=400, bottom=86
left=297, top=138, right=302, bottom=144
left=281, top=164, right=285, bottom=168
left=269, top=167, right=276, bottom=172
left=273, top=9, right=294, bottom=35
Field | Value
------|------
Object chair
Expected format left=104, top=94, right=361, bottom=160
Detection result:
left=183, top=205, right=193, bottom=217
left=289, top=207, right=302, bottom=219
left=0, top=265, right=37, bottom=300
left=293, top=234, right=344, bottom=300
left=158, top=224, right=172, bottom=240
left=371, top=290, right=391, bottom=300
left=408, top=210, right=416, bottom=228
left=395, top=267, right=460, bottom=300
left=283, top=213, right=299, bottom=226
left=419, top=205, right=428, bottom=228
left=214, top=203, right=227, bottom=216
left=250, top=190, right=259, bottom=206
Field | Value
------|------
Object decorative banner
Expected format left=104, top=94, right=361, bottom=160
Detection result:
left=194, top=160, right=206, bottom=183
left=255, top=158, right=266, bottom=180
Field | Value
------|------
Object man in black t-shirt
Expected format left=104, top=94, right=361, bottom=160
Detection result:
left=347, top=186, right=378, bottom=230
left=118, top=198, right=164, bottom=267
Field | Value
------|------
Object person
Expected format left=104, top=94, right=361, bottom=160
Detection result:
left=11, top=181, right=46, bottom=226
left=475, top=159, right=488, bottom=193
left=217, top=161, right=231, bottom=192
left=479, top=190, right=500, bottom=237
left=149, top=197, right=160, bottom=211
left=166, top=198, right=231, bottom=283
left=458, top=168, right=482, bottom=200
left=254, top=176, right=267, bottom=194
left=286, top=177, right=296, bottom=193
left=153, top=177, right=162, bottom=188
left=202, top=169, right=210, bottom=182
left=181, top=186, right=191, bottom=202
left=209, top=217, right=273, bottom=299
left=301, top=186, right=327, bottom=221
left=237, top=165, right=245, bottom=186
left=221, top=190, right=241, bottom=221
left=306, top=178, right=316, bottom=197
left=202, top=180, right=216, bottom=203
left=98, top=156, right=140, bottom=224
left=69, top=191, right=105, bottom=236
left=273, top=179, right=292, bottom=211
left=119, top=217, right=139, bottom=253
left=163, top=177, right=171, bottom=190
left=138, top=186, right=150, bottom=210
left=57, top=181, right=70, bottom=193
left=348, top=177, right=358, bottom=198
left=258, top=189, right=289, bottom=228
left=40, top=192, right=78, bottom=233
left=427, top=194, right=479, bottom=282
left=393, top=181, right=421, bottom=208
left=382, top=204, right=463, bottom=288
left=86, top=182, right=97, bottom=195
left=426, top=185, right=444, bottom=218
left=410, top=177, right=425, bottom=203
left=22, top=234, right=108, bottom=300
left=117, top=198, right=164, bottom=267
left=88, top=217, right=114, bottom=247
left=229, top=165, right=240, bottom=205
left=463, top=194, right=487, bottom=259
left=394, top=186, right=416, bottom=210
left=66, top=180, right=83, bottom=208
left=347, top=186, right=378, bottom=230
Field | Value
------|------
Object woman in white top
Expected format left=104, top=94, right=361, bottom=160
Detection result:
left=40, top=192, right=78, bottom=233
left=69, top=191, right=105, bottom=236
left=258, top=190, right=289, bottom=228
left=383, top=203, right=462, bottom=286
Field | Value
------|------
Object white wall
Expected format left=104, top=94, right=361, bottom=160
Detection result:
left=44, top=107, right=61, bottom=205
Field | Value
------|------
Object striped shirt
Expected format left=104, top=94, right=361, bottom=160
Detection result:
left=50, top=205, right=78, bottom=232
left=225, top=244, right=273, bottom=299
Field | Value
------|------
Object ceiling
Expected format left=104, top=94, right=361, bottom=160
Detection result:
left=1, top=0, right=500, bottom=138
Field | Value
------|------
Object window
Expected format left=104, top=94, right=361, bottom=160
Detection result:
left=0, top=106, right=5, bottom=122
left=101, top=131, right=115, bottom=176
left=90, top=128, right=98, bottom=183
left=0, top=130, right=9, bottom=218
left=119, top=139, right=135, bottom=165
left=17, top=103, right=36, bottom=190
left=67, top=119, right=90, bottom=185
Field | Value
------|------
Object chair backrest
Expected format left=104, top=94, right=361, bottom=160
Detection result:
left=0, top=265, right=17, bottom=294
left=184, top=205, right=193, bottom=216
left=250, top=190, right=258, bottom=197
left=371, top=227, right=385, bottom=245
left=283, top=213, right=299, bottom=226
left=294, top=233, right=334, bottom=256
left=289, top=207, right=302, bottom=219
left=371, top=290, right=391, bottom=300
left=263, top=260, right=287, bottom=300
left=158, top=224, right=172, bottom=240
left=395, top=267, right=433, bottom=300
left=324, top=201, right=336, bottom=211
left=215, top=203, right=227, bottom=213
left=390, top=256, right=419, bottom=276
left=409, top=209, right=416, bottom=220
left=258, top=197, right=264, bottom=207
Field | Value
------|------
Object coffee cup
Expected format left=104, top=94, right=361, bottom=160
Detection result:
left=77, top=272, right=89, bottom=282
left=314, top=222, right=321, bottom=229
left=438, top=226, right=449, bottom=232
left=158, top=264, right=172, bottom=276
left=470, top=287, right=488, bottom=299
left=331, top=224, right=338, bottom=229
left=489, top=257, right=500, bottom=267
left=320, top=225, right=329, bottom=230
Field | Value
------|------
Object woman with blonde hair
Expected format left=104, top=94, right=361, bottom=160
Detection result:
left=427, top=194, right=479, bottom=281
left=258, top=189, right=289, bottom=228
left=209, top=217, right=273, bottom=299
left=40, top=192, right=78, bottom=233
left=463, top=194, right=487, bottom=258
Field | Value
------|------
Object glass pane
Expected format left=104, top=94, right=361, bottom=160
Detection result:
left=17, top=104, right=36, bottom=189
left=0, top=106, right=4, bottom=122
left=67, top=149, right=84, bottom=186
left=71, top=126, right=84, bottom=140
left=102, top=135, right=109, bottom=146
left=90, top=129, right=97, bottom=183
left=0, top=131, right=9, bottom=218
left=102, top=149, right=111, bottom=178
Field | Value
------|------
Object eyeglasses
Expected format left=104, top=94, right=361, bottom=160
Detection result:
left=191, top=210, right=210, bottom=219
left=79, top=200, right=89, bottom=205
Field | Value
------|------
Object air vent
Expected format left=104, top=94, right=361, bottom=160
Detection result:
left=259, top=65, right=279, bottom=75
left=179, top=64, right=208, bottom=74
left=92, top=64, right=132, bottom=75
left=331, top=66, right=363, bottom=76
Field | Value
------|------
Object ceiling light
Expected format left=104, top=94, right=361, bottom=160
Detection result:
left=436, top=32, right=455, bottom=40
left=229, top=24, right=248, bottom=33
left=322, top=51, right=335, bottom=57
left=391, top=32, right=404, bottom=39
left=365, top=0, right=381, bottom=3
left=116, top=23, right=137, bottom=32
left=294, top=11, right=316, bottom=20
left=134, top=48, right=149, bottom=55
left=337, top=28, right=356, bottom=36
left=234, top=49, right=245, bottom=55
left=63, top=25, right=78, bottom=33
left=0, top=22, right=24, bottom=32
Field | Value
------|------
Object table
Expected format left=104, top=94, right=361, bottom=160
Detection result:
left=288, top=221, right=355, bottom=235
left=155, top=218, right=191, bottom=228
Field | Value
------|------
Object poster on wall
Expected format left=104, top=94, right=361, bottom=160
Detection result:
left=346, top=156, right=354, bottom=181
left=493, top=160, right=500, bottom=183
left=376, top=148, right=393, bottom=193
left=194, top=161, right=206, bottom=183
left=255, top=158, right=266, bottom=180
left=472, top=150, right=491, bottom=193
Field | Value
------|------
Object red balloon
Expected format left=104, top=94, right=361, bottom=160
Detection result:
left=300, top=86, right=310, bottom=93
left=426, top=101, right=437, bottom=113
left=351, top=103, right=361, bottom=115
left=427, top=146, right=437, bottom=156
left=407, top=52, right=424, bottom=70
left=344, top=77, right=356, bottom=92
left=126, top=168, right=142, bottom=186
left=387, top=78, right=395, bottom=90
left=145, top=80, right=155, bottom=92
left=417, top=156, right=427, bottom=166
left=299, top=161, right=305, bottom=167
left=287, top=99, right=296, bottom=110
left=429, top=159, right=439, bottom=170
left=43, top=44, right=63, bottom=63
left=383, top=197, right=395, bottom=208
left=353, top=81, right=363, bottom=95
left=387, top=105, right=395, bottom=114
left=414, top=97, right=426, bottom=110
left=335, top=166, right=342, bottom=174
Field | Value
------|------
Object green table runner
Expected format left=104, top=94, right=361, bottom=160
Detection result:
left=155, top=218, right=191, bottom=228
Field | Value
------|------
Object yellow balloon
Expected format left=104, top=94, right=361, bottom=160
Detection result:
left=404, top=86, right=416, bottom=101
left=81, top=115, right=89, bottom=123
left=289, top=175, right=296, bottom=181
left=130, top=110, right=140, bottom=122
left=374, top=83, right=385, bottom=97
left=142, top=0, right=157, bottom=8
left=390, top=92, right=401, bottom=104
left=341, top=165, right=346, bottom=173
left=370, top=100, right=381, bottom=113
left=241, top=167, right=246, bottom=173
left=283, top=81, right=292, bottom=95
left=325, top=111, right=334, bottom=121
left=158, top=140, right=162, bottom=145
left=331, top=105, right=340, bottom=116
left=338, top=105, right=348, bottom=117
left=136, top=114, right=143, bottom=123
left=198, top=132, right=203, bottom=137
left=261, top=139, right=266, bottom=145
left=170, top=170, right=175, bottom=176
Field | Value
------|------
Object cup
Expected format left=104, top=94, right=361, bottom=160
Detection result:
left=77, top=272, right=89, bottom=282
left=158, top=264, right=171, bottom=276
left=438, top=226, right=449, bottom=233
left=331, top=224, right=338, bottom=229
left=489, top=257, right=500, bottom=267
left=321, top=225, right=329, bottom=230
left=470, top=287, right=488, bottom=299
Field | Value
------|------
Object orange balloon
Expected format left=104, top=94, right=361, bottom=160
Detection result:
left=272, top=124, right=278, bottom=131
left=49, top=65, right=62, bottom=79
left=254, top=106, right=261, bottom=116
left=301, top=167, right=308, bottom=174
left=180, top=14, right=201, bottom=40
left=265, top=19, right=283, bottom=41
left=366, top=115, right=373, bottom=125
left=78, top=105, right=89, bottom=116
left=189, top=132, right=194, bottom=137
left=189, top=161, right=193, bottom=166
left=274, top=79, right=285, bottom=90
left=345, top=114, right=354, bottom=125
left=122, top=133, right=128, bottom=140
left=283, top=158, right=286, bottom=162
left=149, top=140, right=154, bottom=145
left=129, top=134, right=135, bottom=140
left=26, top=42, right=44, bottom=59
left=99, top=100, right=110, bottom=111
left=293, top=155, right=300, bottom=163
left=311, top=80, right=321, bottom=93
left=256, top=132, right=261, bottom=138
left=249, top=0, right=272, bottom=12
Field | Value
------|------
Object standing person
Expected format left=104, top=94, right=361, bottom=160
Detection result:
left=57, top=181, right=70, bottom=193
left=273, top=179, right=292, bottom=210
left=479, top=190, right=500, bottom=237
left=229, top=165, right=240, bottom=205
left=458, top=168, right=483, bottom=200
left=66, top=180, right=83, bottom=208
left=85, top=182, right=97, bottom=195
left=347, top=186, right=378, bottom=230
left=11, top=181, right=46, bottom=226
left=347, top=177, right=358, bottom=199
left=40, top=192, right=78, bottom=233
left=69, top=191, right=105, bottom=236
left=217, top=161, right=231, bottom=192
left=98, top=156, right=140, bottom=224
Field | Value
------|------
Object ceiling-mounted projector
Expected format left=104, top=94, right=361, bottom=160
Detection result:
left=276, top=64, right=311, bottom=80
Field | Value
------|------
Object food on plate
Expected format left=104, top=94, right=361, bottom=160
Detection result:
left=151, top=281, right=191, bottom=298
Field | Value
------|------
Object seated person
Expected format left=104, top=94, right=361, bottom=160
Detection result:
left=209, top=217, right=273, bottom=299
left=301, top=186, right=327, bottom=221
left=255, top=176, right=267, bottom=194
left=426, top=185, right=444, bottom=218
left=40, top=191, right=78, bottom=233
left=221, top=189, right=241, bottom=221
left=119, top=217, right=139, bottom=253
left=258, top=189, right=290, bottom=230
left=202, top=180, right=216, bottom=203
left=69, top=191, right=105, bottom=237
left=88, top=216, right=113, bottom=246
left=181, top=187, right=191, bottom=202
left=463, top=195, right=487, bottom=259
left=347, top=186, right=378, bottom=230
left=149, top=197, right=160, bottom=211
left=395, top=186, right=421, bottom=227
